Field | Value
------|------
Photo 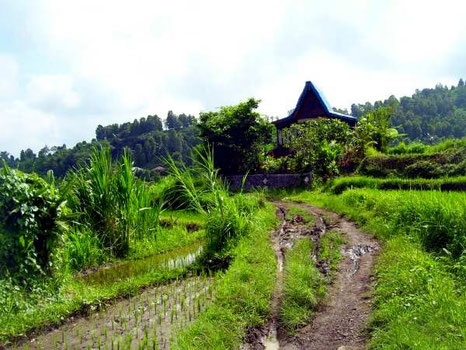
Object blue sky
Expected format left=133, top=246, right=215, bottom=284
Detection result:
left=1, top=0, right=465, bottom=155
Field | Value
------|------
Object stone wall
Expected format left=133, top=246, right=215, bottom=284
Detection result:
left=225, top=173, right=312, bottom=190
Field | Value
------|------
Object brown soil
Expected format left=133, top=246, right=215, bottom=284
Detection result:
left=246, top=201, right=379, bottom=350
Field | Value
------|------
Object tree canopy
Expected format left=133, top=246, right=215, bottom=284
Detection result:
left=198, top=98, right=274, bottom=174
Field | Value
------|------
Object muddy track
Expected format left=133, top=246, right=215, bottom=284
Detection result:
left=247, top=201, right=379, bottom=350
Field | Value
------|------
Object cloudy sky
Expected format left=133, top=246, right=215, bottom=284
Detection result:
left=1, top=0, right=465, bottom=155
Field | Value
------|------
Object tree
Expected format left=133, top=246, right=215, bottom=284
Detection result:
left=165, top=111, right=181, bottom=130
left=354, top=106, right=399, bottom=152
left=198, top=98, right=274, bottom=174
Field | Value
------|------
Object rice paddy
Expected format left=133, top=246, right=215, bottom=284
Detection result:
left=13, top=274, right=216, bottom=350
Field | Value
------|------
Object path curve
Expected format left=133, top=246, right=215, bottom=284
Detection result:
left=246, top=201, right=380, bottom=350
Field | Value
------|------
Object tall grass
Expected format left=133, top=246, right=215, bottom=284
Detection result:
left=327, top=175, right=466, bottom=194
left=68, top=146, right=162, bottom=259
left=164, top=147, right=255, bottom=264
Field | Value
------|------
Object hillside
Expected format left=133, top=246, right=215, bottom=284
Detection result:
left=0, top=112, right=200, bottom=177
left=348, top=79, right=466, bottom=142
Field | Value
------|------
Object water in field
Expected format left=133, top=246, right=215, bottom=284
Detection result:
left=16, top=274, right=215, bottom=350
left=78, top=241, right=203, bottom=286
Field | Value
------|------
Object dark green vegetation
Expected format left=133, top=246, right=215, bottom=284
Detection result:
left=358, top=139, right=466, bottom=178
left=1, top=111, right=200, bottom=177
left=348, top=79, right=466, bottom=142
left=0, top=147, right=207, bottom=344
left=265, top=107, right=401, bottom=178
left=0, top=83, right=465, bottom=349
left=290, top=189, right=466, bottom=349
left=198, top=98, right=273, bottom=174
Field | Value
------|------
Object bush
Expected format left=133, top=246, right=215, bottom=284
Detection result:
left=0, top=166, right=67, bottom=282
left=282, top=118, right=352, bottom=178
left=68, top=147, right=161, bottom=258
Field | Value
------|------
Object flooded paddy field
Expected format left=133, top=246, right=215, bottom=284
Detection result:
left=12, top=274, right=215, bottom=350
left=78, top=241, right=203, bottom=286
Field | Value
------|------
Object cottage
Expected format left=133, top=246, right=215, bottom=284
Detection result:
left=273, top=81, right=357, bottom=146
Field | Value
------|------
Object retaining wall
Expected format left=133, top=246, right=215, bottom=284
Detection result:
left=225, top=173, right=313, bottom=190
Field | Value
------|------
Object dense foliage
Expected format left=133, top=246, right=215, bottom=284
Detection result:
left=0, top=166, right=67, bottom=283
left=349, top=80, right=466, bottom=142
left=278, top=118, right=352, bottom=178
left=198, top=98, right=274, bottom=174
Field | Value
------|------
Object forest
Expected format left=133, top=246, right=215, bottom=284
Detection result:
left=0, top=81, right=465, bottom=350
left=1, top=80, right=465, bottom=177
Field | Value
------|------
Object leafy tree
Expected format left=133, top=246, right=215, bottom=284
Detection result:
left=354, top=106, right=399, bottom=152
left=198, top=98, right=274, bottom=174
left=282, top=118, right=352, bottom=178
left=348, top=82, right=466, bottom=142
left=165, top=111, right=181, bottom=130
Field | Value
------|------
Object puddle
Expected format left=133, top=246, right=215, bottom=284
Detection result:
left=13, top=275, right=215, bottom=350
left=79, top=241, right=203, bottom=286
left=345, top=244, right=379, bottom=275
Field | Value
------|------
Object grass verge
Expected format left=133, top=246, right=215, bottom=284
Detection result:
left=327, top=175, right=466, bottom=194
left=171, top=203, right=278, bottom=350
left=281, top=238, right=325, bottom=330
left=287, top=189, right=466, bottom=349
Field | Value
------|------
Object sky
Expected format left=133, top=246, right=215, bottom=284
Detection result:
left=1, top=0, right=465, bottom=155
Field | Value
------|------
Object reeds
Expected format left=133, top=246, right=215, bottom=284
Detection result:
left=68, top=146, right=163, bottom=259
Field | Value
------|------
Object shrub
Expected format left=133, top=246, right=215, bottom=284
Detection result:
left=282, top=118, right=352, bottom=178
left=0, top=165, right=67, bottom=282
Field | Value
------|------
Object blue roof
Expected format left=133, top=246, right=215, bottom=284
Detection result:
left=273, top=81, right=357, bottom=128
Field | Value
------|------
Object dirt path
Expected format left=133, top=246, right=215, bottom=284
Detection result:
left=247, top=201, right=379, bottom=350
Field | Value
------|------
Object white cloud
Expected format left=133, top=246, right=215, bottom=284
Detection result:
left=1, top=0, right=466, bottom=154
left=0, top=54, right=19, bottom=100
left=26, top=74, right=81, bottom=111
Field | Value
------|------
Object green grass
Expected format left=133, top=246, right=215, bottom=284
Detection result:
left=281, top=238, right=326, bottom=330
left=387, top=138, right=466, bottom=155
left=327, top=175, right=466, bottom=194
left=318, top=231, right=345, bottom=273
left=171, top=203, right=278, bottom=350
left=285, top=206, right=315, bottom=226
left=287, top=189, right=466, bottom=349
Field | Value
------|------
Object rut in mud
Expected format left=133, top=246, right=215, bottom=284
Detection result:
left=247, top=202, right=379, bottom=350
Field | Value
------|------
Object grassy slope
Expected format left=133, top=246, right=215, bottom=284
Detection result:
left=288, top=189, right=466, bottom=350
left=172, top=203, right=278, bottom=350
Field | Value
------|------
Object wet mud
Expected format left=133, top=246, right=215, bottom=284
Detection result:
left=245, top=202, right=379, bottom=350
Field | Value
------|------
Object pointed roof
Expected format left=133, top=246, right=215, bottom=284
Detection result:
left=273, top=81, right=357, bottom=129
